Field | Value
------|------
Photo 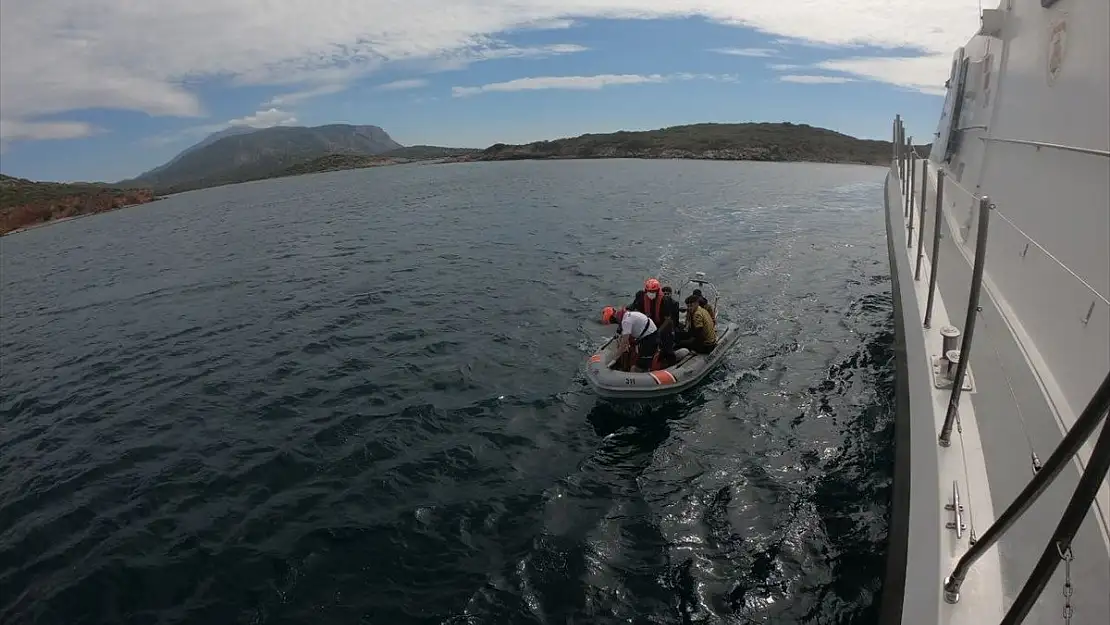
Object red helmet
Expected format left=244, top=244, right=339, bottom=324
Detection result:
left=644, top=278, right=662, bottom=292
left=601, top=306, right=615, bottom=324
left=600, top=306, right=625, bottom=324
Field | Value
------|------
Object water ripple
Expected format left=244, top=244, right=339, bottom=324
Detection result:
left=1, top=160, right=893, bottom=625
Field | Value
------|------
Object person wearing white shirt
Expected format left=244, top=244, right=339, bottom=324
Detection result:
left=604, top=307, right=660, bottom=372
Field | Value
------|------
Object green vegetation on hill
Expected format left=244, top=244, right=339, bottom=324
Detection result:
left=472, top=122, right=907, bottom=165
left=272, top=154, right=396, bottom=177
left=262, top=147, right=477, bottom=180
left=122, top=121, right=913, bottom=195
left=1, top=174, right=156, bottom=235
left=122, top=124, right=405, bottom=194
left=381, top=145, right=476, bottom=160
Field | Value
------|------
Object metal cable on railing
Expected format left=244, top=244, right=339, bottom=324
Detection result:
left=989, top=207, right=1110, bottom=308
left=955, top=413, right=980, bottom=544
left=940, top=172, right=978, bottom=204
left=909, top=152, right=1108, bottom=309
left=980, top=311, right=1042, bottom=472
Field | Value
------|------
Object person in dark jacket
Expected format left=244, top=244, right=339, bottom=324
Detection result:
left=629, top=279, right=681, bottom=366
left=628, top=278, right=665, bottom=324
left=657, top=285, right=683, bottom=365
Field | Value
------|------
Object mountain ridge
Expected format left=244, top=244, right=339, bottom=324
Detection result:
left=121, top=123, right=404, bottom=194
left=135, top=125, right=260, bottom=181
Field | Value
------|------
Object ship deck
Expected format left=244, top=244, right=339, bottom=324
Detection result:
left=881, top=158, right=1109, bottom=625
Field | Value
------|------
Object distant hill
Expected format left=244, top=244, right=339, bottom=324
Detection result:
left=250, top=147, right=478, bottom=181
left=1, top=174, right=156, bottom=235
left=122, top=124, right=404, bottom=194
left=463, top=122, right=906, bottom=166
left=380, top=145, right=476, bottom=160
left=270, top=154, right=398, bottom=178
left=135, top=125, right=260, bottom=181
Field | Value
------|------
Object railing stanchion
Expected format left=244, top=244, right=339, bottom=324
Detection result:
left=908, top=155, right=918, bottom=245
left=899, top=131, right=906, bottom=189
left=905, top=137, right=913, bottom=199
left=893, top=115, right=900, bottom=167
left=900, top=122, right=906, bottom=182
left=924, top=169, right=945, bottom=327
left=906, top=143, right=915, bottom=217
left=943, top=372, right=1110, bottom=604
left=915, top=159, right=928, bottom=276
left=939, top=195, right=991, bottom=447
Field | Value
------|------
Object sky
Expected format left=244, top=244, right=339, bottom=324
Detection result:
left=0, top=0, right=982, bottom=183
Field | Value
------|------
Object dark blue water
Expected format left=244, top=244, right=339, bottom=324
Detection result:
left=1, top=159, right=895, bottom=625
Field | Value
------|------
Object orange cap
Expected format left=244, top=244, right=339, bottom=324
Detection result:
left=644, top=278, right=661, bottom=292
left=601, top=306, right=615, bottom=324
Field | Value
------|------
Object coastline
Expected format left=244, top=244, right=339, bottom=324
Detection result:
left=441, top=152, right=890, bottom=167
left=1, top=197, right=163, bottom=237
left=1, top=153, right=890, bottom=236
left=158, top=152, right=889, bottom=194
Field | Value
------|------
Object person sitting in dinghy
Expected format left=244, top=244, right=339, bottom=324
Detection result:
left=604, top=307, right=661, bottom=373
left=690, top=289, right=716, bottom=325
left=678, top=295, right=717, bottom=354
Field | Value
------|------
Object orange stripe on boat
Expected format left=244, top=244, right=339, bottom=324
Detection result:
left=589, top=354, right=602, bottom=363
left=649, top=370, right=676, bottom=385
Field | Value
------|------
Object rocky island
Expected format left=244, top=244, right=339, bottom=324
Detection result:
left=1, top=175, right=157, bottom=236
left=460, top=122, right=916, bottom=166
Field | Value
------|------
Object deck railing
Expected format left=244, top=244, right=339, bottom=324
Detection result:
left=890, top=114, right=1110, bottom=622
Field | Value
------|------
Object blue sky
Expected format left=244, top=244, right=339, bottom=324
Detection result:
left=0, top=1, right=982, bottom=183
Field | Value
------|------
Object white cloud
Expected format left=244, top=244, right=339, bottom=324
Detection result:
left=768, top=63, right=806, bottom=71
left=711, top=47, right=778, bottom=57
left=225, top=108, right=298, bottom=128
left=375, top=78, right=430, bottom=91
left=780, top=74, right=856, bottom=84
left=0, top=120, right=101, bottom=142
left=453, top=74, right=666, bottom=97
left=0, top=0, right=979, bottom=143
left=424, top=42, right=589, bottom=72
left=141, top=108, right=297, bottom=147
left=816, top=55, right=950, bottom=95
left=265, top=84, right=348, bottom=106
left=451, top=72, right=735, bottom=97
left=770, top=37, right=851, bottom=50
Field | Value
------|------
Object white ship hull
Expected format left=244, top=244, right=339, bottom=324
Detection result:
left=879, top=1, right=1109, bottom=623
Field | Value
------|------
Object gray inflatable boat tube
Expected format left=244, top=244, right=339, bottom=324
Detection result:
left=585, top=323, right=741, bottom=399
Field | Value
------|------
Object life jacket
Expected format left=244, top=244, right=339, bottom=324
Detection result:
left=640, top=291, right=664, bottom=325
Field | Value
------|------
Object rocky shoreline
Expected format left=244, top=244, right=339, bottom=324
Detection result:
left=1, top=178, right=158, bottom=236
left=445, top=147, right=887, bottom=166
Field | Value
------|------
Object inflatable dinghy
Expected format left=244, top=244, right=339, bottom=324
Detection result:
left=585, top=273, right=741, bottom=399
